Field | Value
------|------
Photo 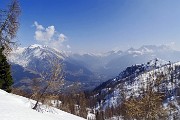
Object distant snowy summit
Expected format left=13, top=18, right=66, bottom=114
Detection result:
left=9, top=44, right=67, bottom=67
left=28, top=44, right=46, bottom=49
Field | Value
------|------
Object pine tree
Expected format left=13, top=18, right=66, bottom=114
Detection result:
left=0, top=0, right=20, bottom=92
left=0, top=47, right=13, bottom=92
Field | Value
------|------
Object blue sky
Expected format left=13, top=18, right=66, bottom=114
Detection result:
left=2, top=0, right=180, bottom=53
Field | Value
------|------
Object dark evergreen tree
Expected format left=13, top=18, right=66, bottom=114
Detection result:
left=0, top=47, right=13, bottom=92
left=0, top=0, right=20, bottom=92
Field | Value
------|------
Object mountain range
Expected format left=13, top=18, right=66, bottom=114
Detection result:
left=70, top=45, right=180, bottom=78
left=8, top=44, right=180, bottom=91
left=9, top=44, right=96, bottom=90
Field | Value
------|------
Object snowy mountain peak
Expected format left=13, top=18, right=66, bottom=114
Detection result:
left=126, top=45, right=172, bottom=56
left=119, top=58, right=168, bottom=79
left=9, top=44, right=67, bottom=67
left=127, top=46, right=153, bottom=55
left=28, top=44, right=52, bottom=50
left=147, top=58, right=168, bottom=67
left=28, top=44, right=43, bottom=49
left=95, top=58, right=169, bottom=91
left=105, top=50, right=122, bottom=56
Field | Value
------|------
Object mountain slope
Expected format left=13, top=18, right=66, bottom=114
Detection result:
left=93, top=58, right=180, bottom=110
left=9, top=44, right=97, bottom=90
left=0, top=89, right=85, bottom=120
left=11, top=64, right=40, bottom=84
left=94, top=58, right=168, bottom=92
left=10, top=44, right=66, bottom=67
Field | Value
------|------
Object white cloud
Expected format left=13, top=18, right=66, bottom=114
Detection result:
left=34, top=21, right=44, bottom=30
left=33, top=21, right=67, bottom=50
left=34, top=21, right=55, bottom=42
left=67, top=45, right=71, bottom=49
left=58, top=33, right=66, bottom=42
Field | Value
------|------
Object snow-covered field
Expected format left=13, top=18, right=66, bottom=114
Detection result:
left=0, top=89, right=85, bottom=120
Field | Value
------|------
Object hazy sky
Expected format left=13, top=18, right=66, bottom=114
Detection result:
left=2, top=0, right=180, bottom=53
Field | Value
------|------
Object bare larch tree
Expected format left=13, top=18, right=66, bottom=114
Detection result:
left=0, top=0, right=20, bottom=53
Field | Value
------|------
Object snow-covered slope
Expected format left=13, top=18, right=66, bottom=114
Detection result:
left=9, top=44, right=67, bottom=67
left=0, top=89, right=85, bottom=120
left=93, top=58, right=180, bottom=110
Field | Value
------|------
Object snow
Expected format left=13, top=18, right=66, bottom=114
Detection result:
left=8, top=44, right=67, bottom=67
left=29, top=44, right=43, bottom=49
left=0, top=89, right=85, bottom=120
left=12, top=47, right=26, bottom=54
left=97, top=60, right=180, bottom=110
left=87, top=112, right=95, bottom=120
left=127, top=46, right=154, bottom=55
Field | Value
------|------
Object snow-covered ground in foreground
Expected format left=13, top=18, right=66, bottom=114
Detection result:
left=0, top=89, right=85, bottom=120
